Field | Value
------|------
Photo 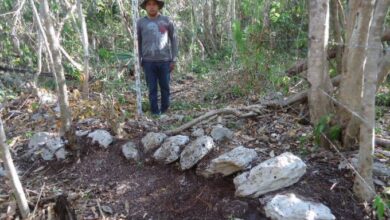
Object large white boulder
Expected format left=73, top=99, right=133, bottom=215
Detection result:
left=234, top=152, right=306, bottom=198
left=28, top=132, right=67, bottom=161
left=264, top=194, right=335, bottom=220
left=199, top=146, right=257, bottom=178
left=180, top=136, right=215, bottom=170
left=141, top=132, right=167, bottom=153
left=153, top=135, right=190, bottom=164
left=87, top=130, right=113, bottom=149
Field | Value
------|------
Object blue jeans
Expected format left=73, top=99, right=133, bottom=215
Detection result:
left=143, top=61, right=171, bottom=115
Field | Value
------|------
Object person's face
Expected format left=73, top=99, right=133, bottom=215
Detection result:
left=145, top=0, right=160, bottom=17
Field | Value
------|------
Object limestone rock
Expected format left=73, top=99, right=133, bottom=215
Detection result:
left=76, top=130, right=89, bottom=137
left=350, top=157, right=390, bottom=177
left=37, top=90, right=57, bottom=105
left=211, top=125, right=234, bottom=141
left=199, top=146, right=257, bottom=178
left=180, top=136, right=215, bottom=170
left=87, top=130, right=113, bottom=149
left=153, top=135, right=190, bottom=164
left=141, top=132, right=167, bottom=153
left=192, top=128, right=205, bottom=137
left=122, top=142, right=140, bottom=161
left=28, top=132, right=67, bottom=161
left=264, top=194, right=335, bottom=220
left=234, top=152, right=306, bottom=198
left=0, top=166, right=5, bottom=177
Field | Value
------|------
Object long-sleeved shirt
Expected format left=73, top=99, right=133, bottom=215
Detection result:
left=137, top=15, right=178, bottom=63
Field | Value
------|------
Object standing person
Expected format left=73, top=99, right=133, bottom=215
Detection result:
left=137, top=0, right=178, bottom=115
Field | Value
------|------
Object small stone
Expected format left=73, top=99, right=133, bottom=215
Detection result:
left=37, top=90, right=57, bottom=105
left=0, top=166, right=5, bottom=177
left=28, top=132, right=67, bottom=161
left=153, top=135, right=190, bottom=164
left=269, top=150, right=275, bottom=158
left=211, top=125, right=234, bottom=141
left=192, top=128, right=205, bottom=137
left=88, top=130, right=113, bottom=149
left=199, top=146, right=257, bottom=178
left=101, top=205, right=113, bottom=215
left=122, top=142, right=140, bottom=161
left=141, top=132, right=167, bottom=153
left=76, top=130, right=89, bottom=137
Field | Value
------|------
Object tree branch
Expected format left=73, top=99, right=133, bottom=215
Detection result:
left=59, top=45, right=83, bottom=71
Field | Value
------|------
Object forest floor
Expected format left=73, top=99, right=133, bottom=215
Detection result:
left=1, top=70, right=389, bottom=219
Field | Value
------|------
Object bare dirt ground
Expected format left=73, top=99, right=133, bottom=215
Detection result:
left=1, top=72, right=387, bottom=219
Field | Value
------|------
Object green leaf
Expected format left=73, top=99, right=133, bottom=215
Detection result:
left=374, top=196, right=385, bottom=220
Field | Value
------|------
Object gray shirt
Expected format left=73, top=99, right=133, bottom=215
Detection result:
left=137, top=15, right=178, bottom=63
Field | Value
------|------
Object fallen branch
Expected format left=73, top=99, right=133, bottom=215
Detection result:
left=166, top=76, right=343, bottom=135
left=376, top=137, right=390, bottom=148
left=166, top=105, right=268, bottom=135
left=285, top=48, right=337, bottom=77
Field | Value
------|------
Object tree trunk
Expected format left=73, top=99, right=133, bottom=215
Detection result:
left=211, top=0, right=218, bottom=49
left=32, top=2, right=44, bottom=95
left=330, top=0, right=344, bottom=75
left=10, top=0, right=25, bottom=58
left=353, top=0, right=390, bottom=202
left=131, top=0, right=143, bottom=116
left=203, top=1, right=217, bottom=53
left=77, top=0, right=90, bottom=99
left=308, top=0, right=333, bottom=125
left=0, top=118, right=30, bottom=218
left=41, top=0, right=72, bottom=134
left=262, top=0, right=271, bottom=34
left=29, top=0, right=58, bottom=88
left=377, top=51, right=390, bottom=87
left=338, top=0, right=376, bottom=150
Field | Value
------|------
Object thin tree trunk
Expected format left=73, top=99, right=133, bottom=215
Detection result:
left=0, top=118, right=30, bottom=218
left=354, top=0, right=390, bottom=202
left=29, top=0, right=57, bottom=89
left=116, top=0, right=134, bottom=38
left=131, top=0, right=143, bottom=116
left=377, top=51, right=390, bottom=87
left=77, top=0, right=90, bottom=99
left=211, top=0, right=218, bottom=49
left=32, top=2, right=44, bottom=94
left=330, top=0, right=344, bottom=75
left=262, top=0, right=271, bottom=34
left=308, top=0, right=333, bottom=125
left=10, top=0, right=26, bottom=58
left=41, top=0, right=72, bottom=134
left=338, top=0, right=376, bottom=150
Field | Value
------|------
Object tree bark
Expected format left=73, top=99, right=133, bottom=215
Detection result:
left=131, top=0, right=143, bottom=116
left=41, top=0, right=72, bottom=134
left=77, top=0, right=90, bottom=99
left=354, top=0, right=390, bottom=202
left=330, top=0, right=344, bottom=75
left=308, top=0, right=333, bottom=125
left=10, top=0, right=26, bottom=58
left=377, top=51, right=390, bottom=86
left=0, top=118, right=30, bottom=218
left=338, top=0, right=376, bottom=150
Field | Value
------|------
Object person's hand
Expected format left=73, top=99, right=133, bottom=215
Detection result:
left=170, top=62, right=175, bottom=73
